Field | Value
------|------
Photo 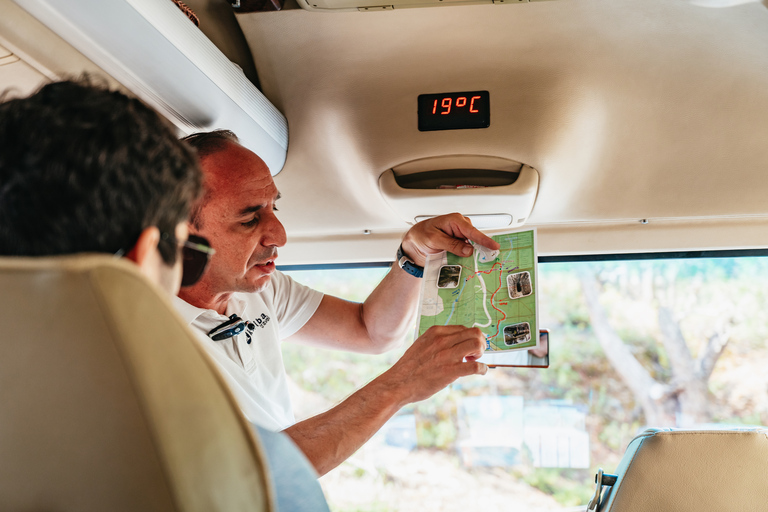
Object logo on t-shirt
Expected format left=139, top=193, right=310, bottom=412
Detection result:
left=253, top=312, right=270, bottom=329
left=244, top=313, right=271, bottom=345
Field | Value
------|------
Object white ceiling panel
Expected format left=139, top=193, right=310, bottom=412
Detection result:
left=237, top=1, right=768, bottom=262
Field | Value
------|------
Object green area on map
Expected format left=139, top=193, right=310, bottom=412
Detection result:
left=418, top=230, right=537, bottom=351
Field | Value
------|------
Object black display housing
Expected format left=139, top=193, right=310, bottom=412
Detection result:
left=418, top=91, right=490, bottom=132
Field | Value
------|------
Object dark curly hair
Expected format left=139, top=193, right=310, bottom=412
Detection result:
left=0, top=79, right=202, bottom=265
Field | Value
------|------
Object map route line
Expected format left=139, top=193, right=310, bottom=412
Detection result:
left=486, top=268, right=507, bottom=341
left=443, top=273, right=473, bottom=325
left=473, top=249, right=492, bottom=328
left=473, top=261, right=521, bottom=341
left=443, top=259, right=505, bottom=328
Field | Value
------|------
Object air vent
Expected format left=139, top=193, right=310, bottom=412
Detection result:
left=394, top=169, right=521, bottom=189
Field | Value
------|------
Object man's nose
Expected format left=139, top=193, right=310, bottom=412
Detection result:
left=263, top=213, right=287, bottom=248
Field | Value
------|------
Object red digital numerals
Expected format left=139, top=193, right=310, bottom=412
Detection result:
left=431, top=95, right=482, bottom=115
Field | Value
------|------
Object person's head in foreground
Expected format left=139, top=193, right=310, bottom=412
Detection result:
left=0, top=79, right=206, bottom=294
left=0, top=80, right=330, bottom=510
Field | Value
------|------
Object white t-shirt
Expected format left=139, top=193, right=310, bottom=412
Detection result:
left=174, top=271, right=324, bottom=431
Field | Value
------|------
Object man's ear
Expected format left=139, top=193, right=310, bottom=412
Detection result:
left=125, top=226, right=161, bottom=271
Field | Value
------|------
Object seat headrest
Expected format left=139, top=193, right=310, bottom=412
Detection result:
left=0, top=255, right=273, bottom=512
left=603, top=427, right=768, bottom=511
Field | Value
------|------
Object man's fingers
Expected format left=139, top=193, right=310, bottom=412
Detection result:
left=471, top=361, right=489, bottom=376
left=465, top=227, right=500, bottom=251
left=431, top=214, right=499, bottom=253
left=422, top=324, right=471, bottom=338
left=395, top=326, right=488, bottom=403
left=458, top=361, right=488, bottom=377
left=443, top=216, right=499, bottom=251
left=432, top=230, right=472, bottom=257
left=448, top=334, right=485, bottom=362
left=403, top=213, right=500, bottom=263
left=446, top=360, right=488, bottom=380
left=423, top=325, right=484, bottom=348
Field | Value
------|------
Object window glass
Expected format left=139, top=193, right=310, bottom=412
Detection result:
left=284, top=257, right=768, bottom=511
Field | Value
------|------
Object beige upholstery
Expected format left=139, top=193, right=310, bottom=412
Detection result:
left=0, top=255, right=274, bottom=512
left=597, top=428, right=768, bottom=511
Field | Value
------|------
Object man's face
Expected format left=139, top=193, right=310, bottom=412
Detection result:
left=190, top=142, right=287, bottom=295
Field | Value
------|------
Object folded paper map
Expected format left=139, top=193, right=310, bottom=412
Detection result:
left=417, top=228, right=539, bottom=364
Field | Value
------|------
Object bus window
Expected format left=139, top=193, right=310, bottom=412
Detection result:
left=284, top=255, right=768, bottom=510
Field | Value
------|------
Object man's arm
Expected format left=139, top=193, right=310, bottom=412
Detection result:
left=285, top=213, right=500, bottom=353
left=283, top=325, right=487, bottom=476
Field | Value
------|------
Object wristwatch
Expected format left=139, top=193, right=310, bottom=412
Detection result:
left=397, top=244, right=424, bottom=278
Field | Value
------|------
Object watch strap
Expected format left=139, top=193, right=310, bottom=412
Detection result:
left=397, top=244, right=424, bottom=278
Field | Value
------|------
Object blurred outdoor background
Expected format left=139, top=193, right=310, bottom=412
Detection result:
left=283, top=257, right=768, bottom=511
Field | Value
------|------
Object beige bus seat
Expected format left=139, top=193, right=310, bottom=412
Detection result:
left=588, top=427, right=768, bottom=512
left=0, top=255, right=274, bottom=512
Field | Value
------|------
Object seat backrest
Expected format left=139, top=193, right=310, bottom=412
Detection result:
left=0, top=255, right=274, bottom=512
left=598, top=427, right=768, bottom=511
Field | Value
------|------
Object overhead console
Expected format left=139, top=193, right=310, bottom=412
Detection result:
left=13, top=0, right=288, bottom=175
left=300, top=0, right=554, bottom=12
left=379, top=155, right=539, bottom=229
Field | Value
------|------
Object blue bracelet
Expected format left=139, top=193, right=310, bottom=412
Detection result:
left=397, top=244, right=424, bottom=278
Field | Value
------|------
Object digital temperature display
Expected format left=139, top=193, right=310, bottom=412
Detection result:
left=418, top=91, right=490, bottom=132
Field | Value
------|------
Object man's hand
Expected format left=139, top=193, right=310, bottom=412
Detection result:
left=285, top=324, right=487, bottom=476
left=283, top=218, right=493, bottom=476
left=381, top=325, right=488, bottom=406
left=400, top=213, right=500, bottom=267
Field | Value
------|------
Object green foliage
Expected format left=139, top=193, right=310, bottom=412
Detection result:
left=713, top=412, right=763, bottom=426
left=416, top=416, right=457, bottom=449
left=522, top=468, right=593, bottom=506
left=539, top=264, right=591, bottom=328
left=282, top=343, right=400, bottom=403
left=414, top=389, right=459, bottom=449
left=599, top=420, right=643, bottom=452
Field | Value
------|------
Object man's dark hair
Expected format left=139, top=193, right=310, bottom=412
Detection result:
left=0, top=79, right=202, bottom=265
left=181, top=129, right=240, bottom=229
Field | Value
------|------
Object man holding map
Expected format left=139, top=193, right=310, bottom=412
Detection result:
left=174, top=130, right=501, bottom=476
